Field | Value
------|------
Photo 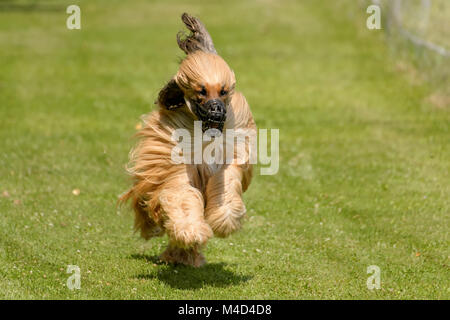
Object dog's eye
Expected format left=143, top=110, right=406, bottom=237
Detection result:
left=197, top=87, right=207, bottom=96
left=220, top=89, right=228, bottom=96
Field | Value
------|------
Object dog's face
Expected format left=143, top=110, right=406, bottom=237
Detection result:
left=175, top=51, right=235, bottom=132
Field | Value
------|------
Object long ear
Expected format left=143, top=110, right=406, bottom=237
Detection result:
left=157, top=79, right=185, bottom=110
left=177, top=13, right=217, bottom=54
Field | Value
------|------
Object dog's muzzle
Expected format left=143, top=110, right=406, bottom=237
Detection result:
left=194, top=99, right=226, bottom=133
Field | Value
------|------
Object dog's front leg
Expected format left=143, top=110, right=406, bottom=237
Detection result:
left=205, top=164, right=248, bottom=238
left=158, top=184, right=213, bottom=267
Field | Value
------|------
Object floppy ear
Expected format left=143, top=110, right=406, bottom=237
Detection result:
left=157, top=79, right=185, bottom=110
left=177, top=13, right=217, bottom=54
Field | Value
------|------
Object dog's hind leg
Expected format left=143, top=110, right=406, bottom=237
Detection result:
left=204, top=164, right=250, bottom=238
left=132, top=198, right=165, bottom=240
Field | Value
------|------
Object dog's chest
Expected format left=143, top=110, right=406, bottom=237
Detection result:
left=200, top=138, right=224, bottom=176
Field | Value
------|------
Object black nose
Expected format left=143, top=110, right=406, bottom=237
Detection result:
left=204, top=99, right=226, bottom=121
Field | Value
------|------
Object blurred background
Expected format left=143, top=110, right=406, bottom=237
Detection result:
left=370, top=0, right=449, bottom=98
left=0, top=0, right=448, bottom=299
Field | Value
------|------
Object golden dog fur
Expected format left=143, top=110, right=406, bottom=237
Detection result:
left=120, top=13, right=256, bottom=267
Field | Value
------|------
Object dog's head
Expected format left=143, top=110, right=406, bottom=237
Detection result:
left=176, top=51, right=235, bottom=132
left=157, top=13, right=235, bottom=133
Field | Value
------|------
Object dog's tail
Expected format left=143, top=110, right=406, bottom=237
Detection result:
left=177, top=13, right=217, bottom=55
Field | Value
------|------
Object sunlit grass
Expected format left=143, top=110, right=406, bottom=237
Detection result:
left=0, top=0, right=448, bottom=299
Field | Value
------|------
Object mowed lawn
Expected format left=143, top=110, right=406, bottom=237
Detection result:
left=0, top=0, right=449, bottom=299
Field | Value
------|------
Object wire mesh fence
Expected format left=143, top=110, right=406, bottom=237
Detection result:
left=364, top=0, right=449, bottom=94
left=378, top=0, right=449, bottom=56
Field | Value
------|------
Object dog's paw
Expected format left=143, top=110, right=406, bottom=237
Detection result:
left=160, top=246, right=206, bottom=267
left=205, top=201, right=246, bottom=238
left=165, top=219, right=213, bottom=248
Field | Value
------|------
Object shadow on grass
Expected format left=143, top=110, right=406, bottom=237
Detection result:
left=130, top=253, right=252, bottom=290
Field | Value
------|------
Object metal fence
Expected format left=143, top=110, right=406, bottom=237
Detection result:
left=371, top=0, right=449, bottom=57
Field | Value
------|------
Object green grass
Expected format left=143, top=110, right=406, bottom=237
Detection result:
left=0, top=0, right=449, bottom=299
